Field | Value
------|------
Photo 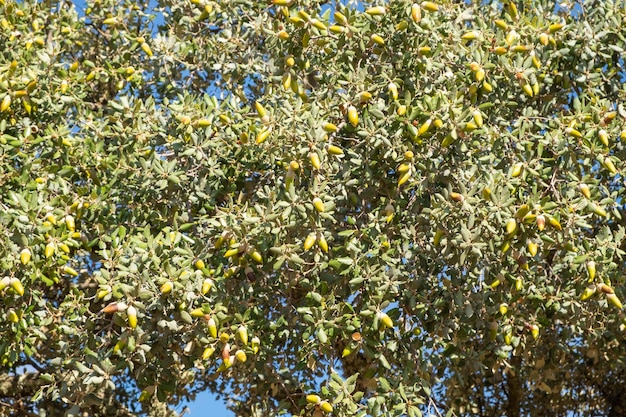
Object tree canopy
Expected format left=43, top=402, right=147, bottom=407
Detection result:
left=2, top=0, right=626, bottom=416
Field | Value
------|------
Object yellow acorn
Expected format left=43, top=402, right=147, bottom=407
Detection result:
left=306, top=394, right=321, bottom=404
left=207, top=317, right=218, bottom=338
left=317, top=233, right=329, bottom=253
left=587, top=203, right=607, bottom=218
left=160, top=281, right=173, bottom=294
left=10, top=278, right=24, bottom=296
left=190, top=308, right=205, bottom=318
left=63, top=266, right=78, bottom=277
left=235, top=349, right=247, bottom=363
left=251, top=336, right=260, bottom=354
left=462, top=31, right=480, bottom=41
left=199, top=277, right=212, bottom=295
left=342, top=346, right=352, bottom=357
left=494, top=19, right=508, bottom=30
left=20, top=248, right=31, bottom=265
left=481, top=187, right=491, bottom=200
left=313, top=197, right=325, bottom=213
left=44, top=242, right=55, bottom=258
left=141, top=42, right=153, bottom=57
left=538, top=32, right=549, bottom=46
left=322, top=122, right=338, bottom=133
left=475, top=68, right=486, bottom=82
left=499, top=303, right=508, bottom=315
left=277, top=30, right=289, bottom=40
left=397, top=105, right=407, bottom=116
left=530, top=325, right=539, bottom=339
left=548, top=216, right=562, bottom=231
left=505, top=218, right=517, bottom=235
left=411, top=3, right=421, bottom=23
left=549, top=22, right=564, bottom=33
left=472, top=110, right=484, bottom=128
left=449, top=192, right=464, bottom=203
left=511, top=162, right=523, bottom=178
left=7, top=309, right=19, bottom=323
left=365, top=6, right=386, bottom=15
left=347, top=105, right=359, bottom=126
left=65, top=215, right=75, bottom=231
left=329, top=25, right=345, bottom=34
left=309, top=152, right=321, bottom=170
left=310, top=19, right=327, bottom=31
left=1, top=95, right=11, bottom=112
left=334, top=11, right=347, bottom=25
left=607, top=293, right=623, bottom=309
left=421, top=1, right=439, bottom=12
left=103, top=17, right=118, bottom=25
left=388, top=82, right=398, bottom=101
left=238, top=325, right=248, bottom=345
left=319, top=401, right=333, bottom=413
left=378, top=311, right=393, bottom=329
left=398, top=171, right=411, bottom=186
left=602, top=157, right=617, bottom=175
left=418, top=119, right=432, bottom=136
left=522, top=83, right=534, bottom=97
left=580, top=286, right=596, bottom=300
left=256, top=127, right=271, bottom=144
left=371, top=34, right=385, bottom=46
left=493, top=46, right=508, bottom=55
left=304, top=233, right=317, bottom=251
left=202, top=347, right=215, bottom=360
left=511, top=45, right=532, bottom=53
left=579, top=183, right=591, bottom=199
left=598, top=129, right=609, bottom=146
left=127, top=306, right=137, bottom=329
left=249, top=250, right=263, bottom=264
left=565, top=127, right=583, bottom=138
left=527, top=241, right=538, bottom=257
left=224, top=248, right=239, bottom=258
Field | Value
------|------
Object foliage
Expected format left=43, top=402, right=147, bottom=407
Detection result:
left=1, top=0, right=626, bottom=416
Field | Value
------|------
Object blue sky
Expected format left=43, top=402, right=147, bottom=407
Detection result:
left=180, top=391, right=232, bottom=416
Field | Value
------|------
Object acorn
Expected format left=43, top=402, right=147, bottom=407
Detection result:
left=378, top=311, right=393, bottom=329
left=20, top=248, right=31, bottom=265
left=313, top=197, right=325, bottom=213
left=607, top=294, right=623, bottom=309
left=319, top=401, right=333, bottom=413
left=207, top=317, right=218, bottom=338
left=530, top=325, right=539, bottom=339
left=238, top=325, right=249, bottom=345
left=127, top=306, right=137, bottom=329
left=160, top=281, right=173, bottom=294
left=347, top=105, right=358, bottom=127
left=449, top=192, right=464, bottom=203
left=579, top=183, right=591, bottom=199
left=10, top=278, right=24, bottom=296
left=317, top=233, right=329, bottom=253
left=304, top=233, right=317, bottom=251
left=201, top=278, right=213, bottom=297
left=235, top=349, right=247, bottom=363
left=365, top=6, right=385, bottom=15
left=306, top=394, right=321, bottom=404
left=421, top=1, right=439, bottom=12
left=536, top=214, right=546, bottom=231
left=202, top=347, right=215, bottom=360
left=250, top=336, right=260, bottom=354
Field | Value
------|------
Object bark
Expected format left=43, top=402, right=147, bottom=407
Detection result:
left=505, top=356, right=522, bottom=417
